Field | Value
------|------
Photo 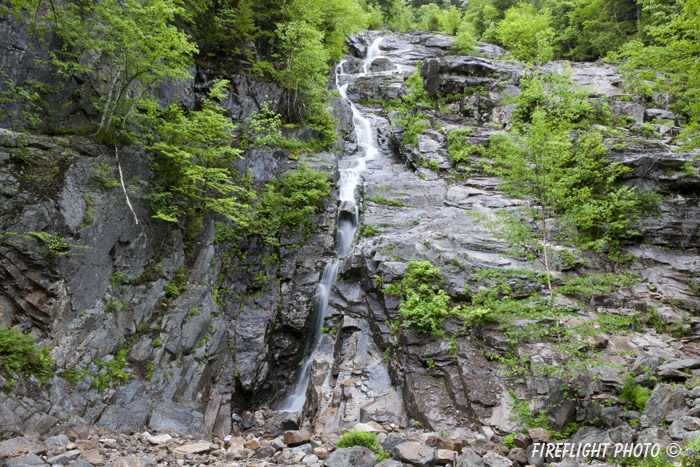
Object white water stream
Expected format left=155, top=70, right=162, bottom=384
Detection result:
left=279, top=36, right=384, bottom=412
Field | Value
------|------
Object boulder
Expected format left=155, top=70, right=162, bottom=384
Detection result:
left=424, top=35, right=454, bottom=48
left=527, top=428, right=551, bottom=444
left=642, top=384, right=687, bottom=426
left=436, top=449, right=458, bottom=465
left=457, top=448, right=484, bottom=467
left=669, top=416, right=700, bottom=439
left=326, top=447, right=377, bottom=467
left=4, top=454, right=49, bottom=467
left=44, top=434, right=70, bottom=447
left=545, top=387, right=576, bottom=432
left=173, top=441, right=212, bottom=456
left=482, top=452, right=513, bottom=467
left=507, top=448, right=528, bottom=465
left=656, top=359, right=700, bottom=372
left=370, top=57, right=394, bottom=72
left=314, top=446, right=330, bottom=460
left=284, top=430, right=311, bottom=447
left=610, top=100, right=645, bottom=125
left=395, top=442, right=435, bottom=466
left=513, top=433, right=531, bottom=450
left=0, top=438, right=45, bottom=457
left=645, top=108, right=676, bottom=122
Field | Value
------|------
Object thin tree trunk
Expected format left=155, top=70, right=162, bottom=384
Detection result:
left=97, top=75, right=118, bottom=137
left=540, top=203, right=556, bottom=312
left=115, top=145, right=139, bottom=225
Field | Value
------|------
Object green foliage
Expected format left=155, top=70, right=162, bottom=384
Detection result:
left=0, top=71, right=44, bottom=132
left=148, top=80, right=248, bottom=224
left=492, top=3, right=555, bottom=62
left=275, top=22, right=331, bottom=118
left=489, top=71, right=650, bottom=257
left=464, top=268, right=638, bottom=384
left=88, top=348, right=130, bottom=392
left=251, top=163, right=331, bottom=246
left=503, top=433, right=515, bottom=449
left=402, top=61, right=431, bottom=108
left=91, top=162, right=121, bottom=190
left=612, top=0, right=700, bottom=149
left=240, top=102, right=285, bottom=149
left=509, top=71, right=609, bottom=130
left=0, top=326, right=53, bottom=387
left=510, top=392, right=551, bottom=430
left=47, top=0, right=197, bottom=141
left=163, top=267, right=187, bottom=304
left=682, top=436, right=700, bottom=467
left=387, top=260, right=456, bottom=336
left=28, top=231, right=71, bottom=256
left=369, top=195, right=405, bottom=207
left=400, top=288, right=451, bottom=336
left=396, top=113, right=430, bottom=147
left=392, top=61, right=431, bottom=147
left=336, top=430, right=389, bottom=461
left=361, top=225, right=381, bottom=237
left=451, top=24, right=477, bottom=55
left=620, top=374, right=650, bottom=411
left=447, top=129, right=486, bottom=167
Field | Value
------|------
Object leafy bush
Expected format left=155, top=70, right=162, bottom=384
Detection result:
left=386, top=261, right=456, bottom=336
left=400, top=289, right=451, bottom=336
left=503, top=433, right=515, bottom=449
left=361, top=225, right=381, bottom=237
left=489, top=72, right=653, bottom=257
left=493, top=3, right=554, bottom=63
left=336, top=430, right=389, bottom=461
left=620, top=375, right=650, bottom=411
left=252, top=163, right=331, bottom=246
left=240, top=102, right=284, bottom=149
left=447, top=129, right=486, bottom=167
left=393, top=60, right=431, bottom=147
left=509, top=71, right=610, bottom=130
left=0, top=326, right=53, bottom=387
left=682, top=436, right=700, bottom=467
left=451, top=23, right=477, bottom=55
left=149, top=80, right=248, bottom=223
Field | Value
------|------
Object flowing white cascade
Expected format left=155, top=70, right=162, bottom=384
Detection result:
left=278, top=36, right=384, bottom=412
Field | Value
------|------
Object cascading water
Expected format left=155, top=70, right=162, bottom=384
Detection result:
left=278, top=36, right=384, bottom=412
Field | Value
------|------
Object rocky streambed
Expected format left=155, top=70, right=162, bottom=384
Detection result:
left=2, top=27, right=700, bottom=467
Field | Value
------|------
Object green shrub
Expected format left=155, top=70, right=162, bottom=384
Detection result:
left=682, top=436, right=700, bottom=467
left=620, top=375, right=650, bottom=411
left=336, top=430, right=389, bottom=461
left=251, top=163, right=331, bottom=246
left=451, top=24, right=477, bottom=55
left=399, top=289, right=451, bottom=336
left=361, top=225, right=381, bottom=237
left=388, top=261, right=456, bottom=336
left=369, top=195, right=405, bottom=207
left=503, top=433, right=515, bottom=449
left=148, top=80, right=248, bottom=224
left=0, top=326, right=53, bottom=386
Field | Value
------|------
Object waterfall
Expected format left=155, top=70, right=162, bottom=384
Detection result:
left=278, top=36, right=384, bottom=412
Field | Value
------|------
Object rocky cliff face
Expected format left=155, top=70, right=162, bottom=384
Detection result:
left=2, top=25, right=700, bottom=467
left=304, top=30, right=700, bottom=451
left=0, top=17, right=342, bottom=439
